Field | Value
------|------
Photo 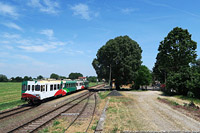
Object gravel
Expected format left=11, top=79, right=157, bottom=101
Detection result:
left=107, top=90, right=123, bottom=96
left=126, top=91, right=200, bottom=132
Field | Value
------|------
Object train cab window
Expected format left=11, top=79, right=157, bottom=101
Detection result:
left=32, top=85, right=34, bottom=91
left=28, top=85, right=30, bottom=91
left=35, top=85, right=40, bottom=91
left=54, top=84, right=56, bottom=90
left=46, top=85, right=48, bottom=91
left=22, top=85, right=27, bottom=91
left=50, top=85, right=53, bottom=91
left=57, top=84, right=60, bottom=89
left=76, top=83, right=78, bottom=86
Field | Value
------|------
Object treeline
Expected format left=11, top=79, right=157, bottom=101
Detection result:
left=0, top=74, right=45, bottom=82
left=0, top=73, right=97, bottom=83
left=153, top=27, right=200, bottom=98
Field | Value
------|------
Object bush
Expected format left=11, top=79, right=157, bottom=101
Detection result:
left=166, top=67, right=200, bottom=98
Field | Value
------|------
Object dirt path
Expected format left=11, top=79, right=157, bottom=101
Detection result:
left=126, top=91, right=200, bottom=132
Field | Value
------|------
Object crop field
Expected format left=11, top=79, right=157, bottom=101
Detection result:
left=0, top=82, right=26, bottom=111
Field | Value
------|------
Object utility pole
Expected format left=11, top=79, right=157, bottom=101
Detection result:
left=108, top=64, right=111, bottom=89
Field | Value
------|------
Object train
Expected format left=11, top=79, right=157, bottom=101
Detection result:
left=21, top=79, right=89, bottom=104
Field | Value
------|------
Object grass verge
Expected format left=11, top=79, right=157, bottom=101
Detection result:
left=157, top=97, right=179, bottom=106
left=89, top=82, right=104, bottom=87
left=104, top=95, right=140, bottom=132
left=98, top=91, right=110, bottom=99
left=174, top=95, right=200, bottom=105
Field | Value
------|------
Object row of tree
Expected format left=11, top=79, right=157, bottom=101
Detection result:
left=0, top=74, right=44, bottom=82
left=153, top=27, right=200, bottom=98
left=0, top=73, right=97, bottom=82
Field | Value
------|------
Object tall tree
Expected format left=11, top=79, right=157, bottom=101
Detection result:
left=68, top=73, right=83, bottom=80
left=92, top=35, right=142, bottom=89
left=50, top=73, right=59, bottom=79
left=153, top=27, right=197, bottom=83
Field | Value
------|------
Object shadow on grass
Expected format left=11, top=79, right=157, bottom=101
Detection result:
left=0, top=100, right=27, bottom=111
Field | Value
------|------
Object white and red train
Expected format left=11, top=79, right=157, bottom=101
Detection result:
left=21, top=79, right=89, bottom=104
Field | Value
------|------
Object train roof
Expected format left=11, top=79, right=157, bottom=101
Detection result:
left=22, top=79, right=87, bottom=84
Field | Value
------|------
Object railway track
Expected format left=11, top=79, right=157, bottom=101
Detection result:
left=0, top=105, right=36, bottom=120
left=64, top=92, right=97, bottom=132
left=8, top=91, right=92, bottom=133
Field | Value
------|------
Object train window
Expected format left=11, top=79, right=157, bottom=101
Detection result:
left=54, top=84, right=56, bottom=90
left=46, top=85, right=47, bottom=91
left=41, top=85, right=45, bottom=92
left=28, top=85, right=30, bottom=91
left=35, top=85, right=40, bottom=91
left=57, top=84, right=60, bottom=89
left=66, top=83, right=68, bottom=88
left=32, top=85, right=34, bottom=91
left=22, top=85, right=27, bottom=91
left=76, top=83, right=78, bottom=86
left=50, top=85, right=53, bottom=91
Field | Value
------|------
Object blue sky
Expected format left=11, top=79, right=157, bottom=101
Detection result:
left=0, top=0, right=200, bottom=78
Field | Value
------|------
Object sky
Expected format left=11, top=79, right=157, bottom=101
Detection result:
left=0, top=0, right=200, bottom=78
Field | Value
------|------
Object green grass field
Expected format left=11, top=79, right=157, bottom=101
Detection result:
left=0, top=82, right=26, bottom=111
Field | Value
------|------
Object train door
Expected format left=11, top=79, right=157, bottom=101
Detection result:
left=41, top=84, right=46, bottom=99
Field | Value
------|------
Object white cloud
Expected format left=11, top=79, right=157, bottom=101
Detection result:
left=17, top=40, right=68, bottom=52
left=0, top=2, right=19, bottom=18
left=65, top=49, right=84, bottom=55
left=121, top=8, right=138, bottom=14
left=71, top=4, right=90, bottom=20
left=71, top=3, right=99, bottom=20
left=18, top=45, right=51, bottom=52
left=2, top=22, right=23, bottom=31
left=40, top=29, right=54, bottom=39
left=3, top=33, right=20, bottom=39
left=28, top=0, right=59, bottom=14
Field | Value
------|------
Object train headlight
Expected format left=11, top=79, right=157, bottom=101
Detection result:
left=36, top=94, right=40, bottom=99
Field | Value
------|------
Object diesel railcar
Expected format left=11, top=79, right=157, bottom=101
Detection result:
left=21, top=79, right=89, bottom=104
